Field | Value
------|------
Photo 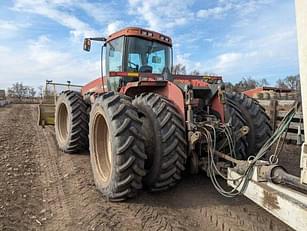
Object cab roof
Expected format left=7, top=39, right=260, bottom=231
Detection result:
left=106, top=27, right=172, bottom=46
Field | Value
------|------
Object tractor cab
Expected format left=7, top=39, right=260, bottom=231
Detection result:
left=83, top=27, right=172, bottom=91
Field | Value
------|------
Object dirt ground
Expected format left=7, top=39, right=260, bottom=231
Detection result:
left=0, top=104, right=297, bottom=231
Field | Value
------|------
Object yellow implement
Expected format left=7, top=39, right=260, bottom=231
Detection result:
left=38, top=80, right=82, bottom=127
left=38, top=103, right=55, bottom=127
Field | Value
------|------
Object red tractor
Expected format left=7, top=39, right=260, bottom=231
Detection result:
left=54, top=27, right=272, bottom=201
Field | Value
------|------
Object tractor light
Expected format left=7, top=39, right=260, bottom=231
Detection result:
left=127, top=72, right=139, bottom=78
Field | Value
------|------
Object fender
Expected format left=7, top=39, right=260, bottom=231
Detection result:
left=211, top=93, right=225, bottom=123
left=81, top=77, right=106, bottom=95
left=121, top=80, right=186, bottom=120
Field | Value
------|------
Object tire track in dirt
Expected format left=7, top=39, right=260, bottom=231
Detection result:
left=42, top=126, right=142, bottom=231
left=0, top=105, right=295, bottom=231
left=0, top=105, right=44, bottom=231
left=35, top=125, right=73, bottom=230
left=169, top=176, right=293, bottom=231
left=42, top=124, right=291, bottom=231
left=42, top=125, right=202, bottom=231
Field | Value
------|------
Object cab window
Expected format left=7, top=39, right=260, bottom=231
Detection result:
left=128, top=53, right=141, bottom=72
left=106, top=37, right=124, bottom=72
left=148, top=50, right=165, bottom=73
left=126, top=37, right=172, bottom=74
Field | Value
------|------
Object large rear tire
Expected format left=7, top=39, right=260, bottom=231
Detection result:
left=133, top=93, right=187, bottom=191
left=225, top=92, right=272, bottom=159
left=55, top=90, right=89, bottom=153
left=89, top=92, right=146, bottom=201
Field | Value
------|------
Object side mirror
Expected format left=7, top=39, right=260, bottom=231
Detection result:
left=83, top=38, right=91, bottom=52
left=152, top=56, right=161, bottom=64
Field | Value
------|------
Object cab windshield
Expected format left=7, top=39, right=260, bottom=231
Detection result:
left=126, top=37, right=172, bottom=74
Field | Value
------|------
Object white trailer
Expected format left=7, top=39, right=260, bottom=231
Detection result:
left=227, top=1, right=307, bottom=230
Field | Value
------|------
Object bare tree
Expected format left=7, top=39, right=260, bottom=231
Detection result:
left=190, top=70, right=200, bottom=76
left=224, top=82, right=235, bottom=91
left=224, top=75, right=299, bottom=93
left=235, top=77, right=258, bottom=91
left=8, top=82, right=27, bottom=99
left=172, top=64, right=186, bottom=75
left=225, top=77, right=266, bottom=92
left=8, top=82, right=38, bottom=100
left=276, top=79, right=288, bottom=89
left=276, top=75, right=300, bottom=90
left=38, top=85, right=44, bottom=98
left=257, top=78, right=269, bottom=87
left=284, top=75, right=300, bottom=90
left=28, top=87, right=36, bottom=97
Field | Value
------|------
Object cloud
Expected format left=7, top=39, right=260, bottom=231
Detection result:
left=12, top=0, right=98, bottom=39
left=191, top=0, right=297, bottom=82
left=77, top=1, right=121, bottom=25
left=0, top=19, right=31, bottom=38
left=106, top=21, right=123, bottom=35
left=214, top=52, right=243, bottom=70
left=196, top=0, right=273, bottom=19
left=197, top=4, right=232, bottom=18
left=2, top=0, right=297, bottom=87
left=204, top=29, right=298, bottom=81
left=178, top=26, right=298, bottom=82
left=175, top=53, right=201, bottom=74
left=235, top=0, right=274, bottom=16
left=128, top=0, right=194, bottom=32
left=11, top=1, right=129, bottom=38
left=0, top=35, right=99, bottom=88
left=210, top=51, right=261, bottom=74
left=0, top=20, right=24, bottom=31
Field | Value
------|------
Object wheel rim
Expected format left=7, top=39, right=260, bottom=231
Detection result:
left=57, top=103, right=69, bottom=143
left=93, top=113, right=112, bottom=183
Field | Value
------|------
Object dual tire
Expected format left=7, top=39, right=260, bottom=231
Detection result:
left=89, top=92, right=146, bottom=201
left=225, top=92, right=272, bottom=159
left=55, top=90, right=272, bottom=200
left=55, top=90, right=89, bottom=153
left=133, top=93, right=187, bottom=191
left=55, top=91, right=186, bottom=200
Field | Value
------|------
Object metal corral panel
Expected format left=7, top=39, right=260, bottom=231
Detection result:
left=0, top=100, right=9, bottom=107
left=258, top=99, right=304, bottom=143
left=0, top=90, right=5, bottom=100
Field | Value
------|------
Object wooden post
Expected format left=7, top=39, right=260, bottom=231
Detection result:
left=269, top=99, right=278, bottom=132
left=295, top=0, right=307, bottom=184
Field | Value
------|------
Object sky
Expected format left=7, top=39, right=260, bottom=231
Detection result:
left=0, top=0, right=299, bottom=89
